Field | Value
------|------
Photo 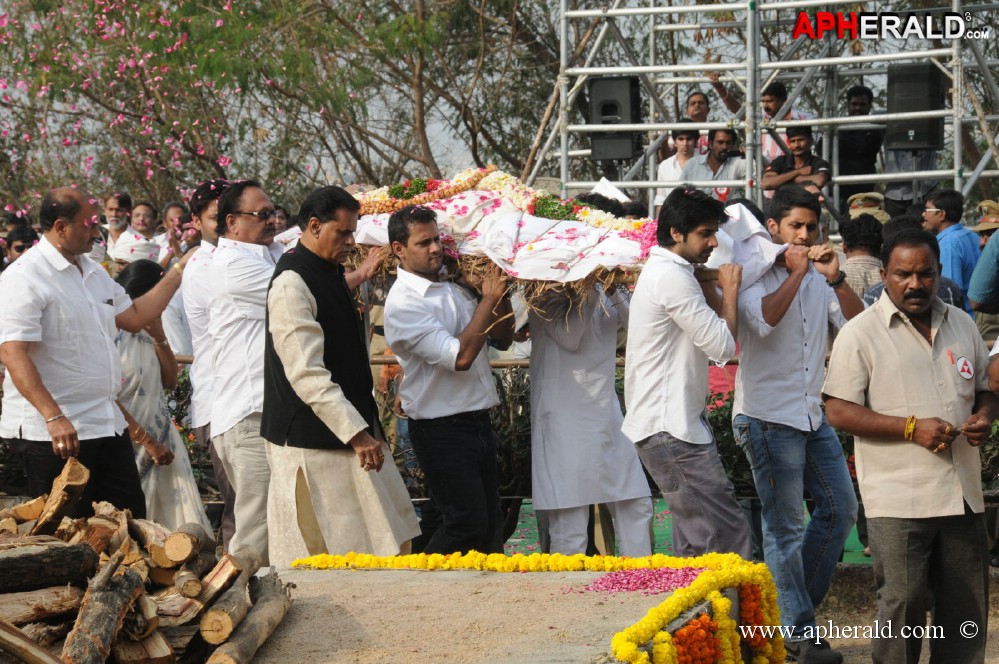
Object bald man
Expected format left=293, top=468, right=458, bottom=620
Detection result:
left=0, top=187, right=191, bottom=516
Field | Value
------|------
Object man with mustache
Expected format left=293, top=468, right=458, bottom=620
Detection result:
left=825, top=228, right=993, bottom=664
left=206, top=179, right=282, bottom=563
left=623, top=187, right=750, bottom=558
left=733, top=185, right=863, bottom=664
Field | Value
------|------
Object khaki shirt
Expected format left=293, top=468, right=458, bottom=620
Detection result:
left=822, top=292, right=988, bottom=518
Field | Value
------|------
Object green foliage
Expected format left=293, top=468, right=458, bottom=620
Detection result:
left=387, top=179, right=430, bottom=200
left=492, top=368, right=533, bottom=499
left=531, top=195, right=582, bottom=221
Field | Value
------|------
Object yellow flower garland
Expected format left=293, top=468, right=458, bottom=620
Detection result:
left=294, top=551, right=784, bottom=663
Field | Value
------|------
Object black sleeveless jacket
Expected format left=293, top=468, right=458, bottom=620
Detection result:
left=260, top=243, right=374, bottom=449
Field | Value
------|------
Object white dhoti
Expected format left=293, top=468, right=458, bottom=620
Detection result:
left=265, top=443, right=421, bottom=567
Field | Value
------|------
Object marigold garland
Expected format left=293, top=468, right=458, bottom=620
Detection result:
left=671, top=613, right=719, bottom=664
left=294, top=551, right=784, bottom=664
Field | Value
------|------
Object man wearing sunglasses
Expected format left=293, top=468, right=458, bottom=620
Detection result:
left=922, top=189, right=978, bottom=313
left=4, top=226, right=38, bottom=268
left=206, top=179, right=283, bottom=564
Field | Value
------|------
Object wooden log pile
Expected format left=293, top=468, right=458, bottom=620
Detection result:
left=0, top=460, right=293, bottom=663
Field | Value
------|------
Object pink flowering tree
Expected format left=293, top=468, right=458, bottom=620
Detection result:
left=0, top=1, right=563, bottom=213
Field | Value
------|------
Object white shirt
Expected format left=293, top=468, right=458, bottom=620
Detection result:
left=735, top=264, right=846, bottom=431
left=206, top=237, right=279, bottom=437
left=384, top=268, right=498, bottom=420
left=0, top=237, right=131, bottom=440
left=162, top=289, right=193, bottom=357
left=654, top=155, right=687, bottom=206
left=182, top=242, right=216, bottom=428
left=623, top=247, right=736, bottom=444
left=273, top=226, right=302, bottom=252
left=679, top=153, right=747, bottom=201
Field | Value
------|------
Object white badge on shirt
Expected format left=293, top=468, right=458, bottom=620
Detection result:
left=957, top=356, right=974, bottom=380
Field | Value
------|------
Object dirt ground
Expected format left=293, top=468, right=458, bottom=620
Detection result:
left=255, top=565, right=999, bottom=663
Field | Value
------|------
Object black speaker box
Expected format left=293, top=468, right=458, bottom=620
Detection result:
left=587, top=76, right=642, bottom=161
left=886, top=62, right=945, bottom=151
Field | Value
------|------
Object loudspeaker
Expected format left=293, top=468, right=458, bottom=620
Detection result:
left=587, top=76, right=642, bottom=161
left=886, top=63, right=945, bottom=151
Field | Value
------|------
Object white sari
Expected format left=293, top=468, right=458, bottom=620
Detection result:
left=116, top=330, right=211, bottom=532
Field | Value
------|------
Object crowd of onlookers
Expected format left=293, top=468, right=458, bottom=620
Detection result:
left=0, top=75, right=997, bottom=664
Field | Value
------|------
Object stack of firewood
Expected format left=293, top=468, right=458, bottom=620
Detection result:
left=0, top=458, right=293, bottom=663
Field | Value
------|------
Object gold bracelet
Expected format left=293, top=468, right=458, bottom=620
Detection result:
left=172, top=262, right=184, bottom=276
left=133, top=429, right=149, bottom=445
left=153, top=338, right=170, bottom=348
left=903, top=415, right=917, bottom=441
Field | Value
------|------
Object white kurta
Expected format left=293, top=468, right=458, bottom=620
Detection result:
left=528, top=290, right=651, bottom=510
left=116, top=331, right=212, bottom=533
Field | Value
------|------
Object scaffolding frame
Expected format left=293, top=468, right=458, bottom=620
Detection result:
left=532, top=1, right=999, bottom=215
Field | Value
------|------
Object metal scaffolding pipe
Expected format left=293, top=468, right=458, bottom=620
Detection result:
left=566, top=4, right=748, bottom=19
left=746, top=0, right=761, bottom=203
left=567, top=62, right=745, bottom=76
left=527, top=0, right=621, bottom=186
left=953, top=0, right=964, bottom=190
left=559, top=171, right=963, bottom=191
left=758, top=0, right=861, bottom=8
left=546, top=0, right=994, bottom=207
left=566, top=109, right=952, bottom=133
left=758, top=48, right=952, bottom=70
left=654, top=18, right=799, bottom=32
left=567, top=179, right=748, bottom=190
left=558, top=0, right=569, bottom=199
left=830, top=170, right=957, bottom=184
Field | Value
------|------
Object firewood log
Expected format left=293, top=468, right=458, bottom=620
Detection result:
left=0, top=586, right=84, bottom=625
left=61, top=552, right=144, bottom=664
left=30, top=459, right=89, bottom=536
left=148, top=566, right=178, bottom=588
left=122, top=594, right=159, bottom=641
left=0, top=495, right=47, bottom=523
left=159, top=626, right=201, bottom=659
left=128, top=519, right=176, bottom=569
left=53, top=518, right=87, bottom=542
left=0, top=617, right=63, bottom=664
left=0, top=540, right=99, bottom=594
left=110, top=630, right=175, bottom=664
left=154, top=551, right=246, bottom=628
left=205, top=571, right=293, bottom=664
left=0, top=519, right=15, bottom=534
left=92, top=502, right=132, bottom=556
left=68, top=516, right=119, bottom=555
left=18, top=621, right=72, bottom=648
left=174, top=548, right=217, bottom=598
left=198, top=548, right=264, bottom=645
left=163, top=523, right=213, bottom=566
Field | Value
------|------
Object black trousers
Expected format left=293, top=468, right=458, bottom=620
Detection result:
left=408, top=410, right=503, bottom=555
left=11, top=433, right=146, bottom=518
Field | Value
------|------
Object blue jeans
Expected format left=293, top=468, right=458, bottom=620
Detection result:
left=733, top=415, right=857, bottom=640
